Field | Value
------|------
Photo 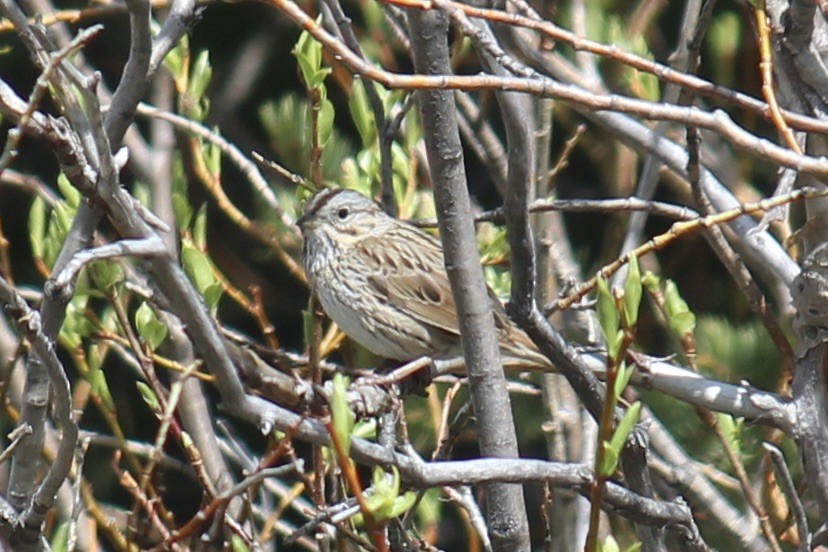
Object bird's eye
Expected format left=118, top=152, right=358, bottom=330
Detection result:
left=336, top=207, right=350, bottom=220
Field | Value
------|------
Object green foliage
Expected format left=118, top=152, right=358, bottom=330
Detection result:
left=87, top=260, right=123, bottom=293
left=331, top=372, right=355, bottom=456
left=293, top=23, right=332, bottom=90
left=230, top=535, right=251, bottom=552
left=29, top=173, right=81, bottom=269
left=181, top=241, right=224, bottom=312
left=188, top=50, right=213, bottom=120
left=717, top=412, right=744, bottom=455
left=598, top=536, right=642, bottom=552
left=137, top=381, right=161, bottom=414
left=695, top=317, right=780, bottom=388
left=86, top=343, right=115, bottom=410
left=28, top=195, right=46, bottom=260
left=259, top=94, right=353, bottom=180
left=135, top=301, right=168, bottom=352
left=600, top=401, right=641, bottom=476
left=355, top=466, right=417, bottom=525
left=707, top=11, right=742, bottom=86
left=596, top=276, right=622, bottom=360
left=348, top=78, right=376, bottom=147
left=49, top=521, right=69, bottom=552
left=478, top=223, right=512, bottom=297
left=622, top=256, right=642, bottom=327
left=59, top=294, right=93, bottom=350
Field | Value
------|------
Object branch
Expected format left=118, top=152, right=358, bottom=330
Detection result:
left=0, top=276, right=78, bottom=542
left=407, top=8, right=530, bottom=550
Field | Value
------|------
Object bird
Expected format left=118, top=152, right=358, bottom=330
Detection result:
left=297, top=187, right=552, bottom=370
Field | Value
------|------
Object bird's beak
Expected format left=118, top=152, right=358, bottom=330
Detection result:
left=296, top=213, right=316, bottom=231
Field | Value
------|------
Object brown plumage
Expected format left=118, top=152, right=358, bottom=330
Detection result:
left=298, top=188, right=552, bottom=370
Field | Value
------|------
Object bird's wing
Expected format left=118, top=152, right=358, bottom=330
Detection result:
left=356, top=226, right=463, bottom=340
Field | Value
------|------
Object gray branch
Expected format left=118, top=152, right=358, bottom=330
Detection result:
left=407, top=9, right=530, bottom=550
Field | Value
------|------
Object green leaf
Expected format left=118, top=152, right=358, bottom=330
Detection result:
left=599, top=441, right=619, bottom=477
left=293, top=24, right=331, bottom=89
left=137, top=381, right=161, bottom=414
left=598, top=535, right=620, bottom=552
left=202, top=281, right=224, bottom=312
left=87, top=360, right=115, bottom=410
left=641, top=270, right=660, bottom=291
left=204, top=136, right=221, bottom=177
left=162, top=32, right=187, bottom=79
left=623, top=255, right=642, bottom=327
left=135, top=301, right=168, bottom=351
left=664, top=280, right=696, bottom=336
left=189, top=50, right=212, bottom=102
left=626, top=543, right=643, bottom=552
left=192, top=204, right=208, bottom=249
left=596, top=276, right=621, bottom=358
left=86, top=343, right=115, bottom=409
left=60, top=295, right=92, bottom=349
left=49, top=521, right=70, bottom=552
left=363, top=466, right=404, bottom=522
left=181, top=242, right=223, bottom=311
left=331, top=372, right=355, bottom=456
left=230, top=535, right=251, bottom=552
left=353, top=418, right=377, bottom=440
left=28, top=196, right=46, bottom=259
left=172, top=192, right=193, bottom=232
left=317, top=97, right=335, bottom=147
left=717, top=412, right=743, bottom=453
left=56, top=173, right=80, bottom=208
left=88, top=260, right=123, bottom=292
left=348, top=78, right=376, bottom=147
left=388, top=491, right=417, bottom=518
left=613, top=361, right=634, bottom=399
left=609, top=401, right=641, bottom=454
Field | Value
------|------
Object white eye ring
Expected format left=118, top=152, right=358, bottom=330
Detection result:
left=336, top=207, right=350, bottom=220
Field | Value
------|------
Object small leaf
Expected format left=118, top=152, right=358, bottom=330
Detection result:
left=317, top=97, right=335, bottom=146
left=385, top=491, right=418, bottom=520
left=202, top=281, right=224, bottom=312
left=609, top=401, right=641, bottom=454
left=204, top=136, right=221, bottom=178
left=363, top=466, right=402, bottom=522
left=181, top=242, right=223, bottom=309
left=230, top=534, right=250, bottom=552
left=189, top=50, right=212, bottom=102
left=623, top=255, right=642, bottom=327
left=599, top=441, right=619, bottom=477
left=162, top=33, right=188, bottom=80
left=172, top=192, right=193, bottom=232
left=353, top=418, right=377, bottom=440
left=135, top=301, right=168, bottom=351
left=613, top=361, right=635, bottom=399
left=88, top=260, right=123, bottom=292
left=293, top=24, right=331, bottom=89
left=87, top=361, right=115, bottom=410
left=49, top=521, right=70, bottom=552
left=28, top=196, right=46, bottom=259
left=348, top=78, right=376, bottom=147
left=60, top=296, right=92, bottom=349
left=717, top=412, right=743, bottom=453
left=192, top=204, right=208, bottom=249
left=641, top=270, right=660, bottom=291
left=664, top=280, right=696, bottom=336
left=598, top=535, right=621, bottom=552
left=596, top=276, right=620, bottom=358
left=137, top=381, right=161, bottom=414
left=56, top=173, right=80, bottom=208
left=331, top=372, right=355, bottom=456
